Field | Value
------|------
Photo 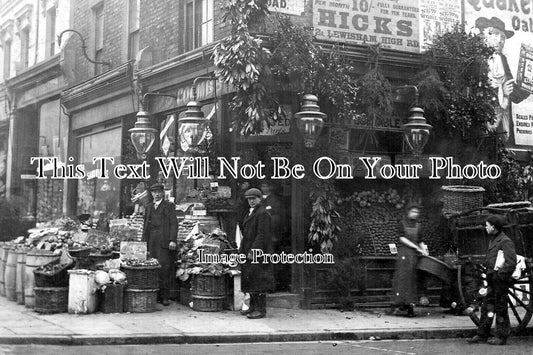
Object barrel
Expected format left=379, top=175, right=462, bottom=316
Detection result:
left=24, top=250, right=60, bottom=308
left=191, top=274, right=226, bottom=312
left=5, top=248, right=18, bottom=301
left=0, top=243, right=10, bottom=296
left=34, top=286, right=68, bottom=314
left=16, top=250, right=26, bottom=304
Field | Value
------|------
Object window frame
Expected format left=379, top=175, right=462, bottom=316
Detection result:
left=45, top=6, right=56, bottom=58
left=184, top=0, right=213, bottom=52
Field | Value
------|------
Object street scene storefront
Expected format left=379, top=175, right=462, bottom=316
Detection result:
left=0, top=0, right=532, bottom=339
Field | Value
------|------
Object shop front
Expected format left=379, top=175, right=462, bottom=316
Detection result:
left=61, top=61, right=136, bottom=219
left=5, top=54, right=67, bottom=221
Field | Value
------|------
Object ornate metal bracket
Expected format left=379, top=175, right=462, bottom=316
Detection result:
left=57, top=29, right=112, bottom=68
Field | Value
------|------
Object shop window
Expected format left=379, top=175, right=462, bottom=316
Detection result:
left=184, top=0, right=213, bottom=52
left=128, top=0, right=140, bottom=60
left=77, top=127, right=121, bottom=218
left=3, top=40, right=11, bottom=78
left=45, top=7, right=56, bottom=58
left=93, top=4, right=104, bottom=74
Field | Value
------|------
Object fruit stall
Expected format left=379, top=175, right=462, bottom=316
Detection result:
left=0, top=215, right=167, bottom=314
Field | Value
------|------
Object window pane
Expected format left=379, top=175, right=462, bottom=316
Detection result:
left=194, top=0, right=201, bottom=48
left=201, top=0, right=213, bottom=45
left=45, top=7, right=56, bottom=57
left=185, top=1, right=193, bottom=52
left=77, top=128, right=122, bottom=217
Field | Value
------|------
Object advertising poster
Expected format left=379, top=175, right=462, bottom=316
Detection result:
left=268, top=0, right=305, bottom=16
left=464, top=1, right=533, bottom=147
left=312, top=0, right=461, bottom=53
left=313, top=0, right=422, bottom=52
left=419, top=0, right=462, bottom=50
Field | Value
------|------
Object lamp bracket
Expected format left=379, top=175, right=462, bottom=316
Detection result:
left=140, top=92, right=178, bottom=110
left=57, top=29, right=112, bottom=68
left=192, top=75, right=217, bottom=101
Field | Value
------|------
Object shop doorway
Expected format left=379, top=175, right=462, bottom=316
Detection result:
left=237, top=143, right=293, bottom=292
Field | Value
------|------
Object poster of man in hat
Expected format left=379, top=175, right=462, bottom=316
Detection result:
left=465, top=3, right=533, bottom=147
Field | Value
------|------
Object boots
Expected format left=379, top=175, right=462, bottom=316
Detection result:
left=247, top=293, right=266, bottom=319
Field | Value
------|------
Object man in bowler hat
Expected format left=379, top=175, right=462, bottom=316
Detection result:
left=239, top=188, right=274, bottom=319
left=142, top=183, right=178, bottom=306
left=468, top=215, right=516, bottom=345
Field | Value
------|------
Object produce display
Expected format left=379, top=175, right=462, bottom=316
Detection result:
left=337, top=190, right=449, bottom=256
left=178, top=219, right=197, bottom=241
left=121, top=257, right=160, bottom=267
left=36, top=262, right=72, bottom=275
left=176, top=229, right=234, bottom=280
left=204, top=197, right=234, bottom=211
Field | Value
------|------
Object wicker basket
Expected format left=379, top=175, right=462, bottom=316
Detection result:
left=34, top=260, right=75, bottom=287
left=191, top=274, right=226, bottom=312
left=441, top=185, right=485, bottom=215
left=68, top=247, right=91, bottom=258
left=99, top=283, right=124, bottom=313
left=34, top=286, right=68, bottom=314
left=123, top=288, right=158, bottom=313
left=120, top=264, right=161, bottom=289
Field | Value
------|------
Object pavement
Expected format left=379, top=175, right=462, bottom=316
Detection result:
left=1, top=295, right=522, bottom=346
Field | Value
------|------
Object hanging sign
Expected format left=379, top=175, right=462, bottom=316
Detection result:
left=268, top=0, right=304, bottom=16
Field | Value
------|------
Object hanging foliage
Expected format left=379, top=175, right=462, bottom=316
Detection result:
left=212, top=0, right=277, bottom=135
left=417, top=25, right=496, bottom=144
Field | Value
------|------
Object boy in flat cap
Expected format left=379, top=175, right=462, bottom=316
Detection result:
left=142, top=183, right=178, bottom=306
left=468, top=215, right=516, bottom=345
left=238, top=187, right=274, bottom=319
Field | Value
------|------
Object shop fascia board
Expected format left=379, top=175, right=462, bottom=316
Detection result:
left=61, top=61, right=133, bottom=114
left=136, top=43, right=216, bottom=92
left=5, top=54, right=62, bottom=95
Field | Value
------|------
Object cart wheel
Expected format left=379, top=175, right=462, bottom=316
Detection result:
left=458, top=260, right=533, bottom=334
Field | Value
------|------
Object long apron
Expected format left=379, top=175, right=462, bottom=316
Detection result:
left=392, top=223, right=420, bottom=306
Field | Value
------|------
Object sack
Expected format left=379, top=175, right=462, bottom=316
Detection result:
left=512, top=255, right=526, bottom=280
left=241, top=292, right=250, bottom=311
left=494, top=250, right=505, bottom=271
left=235, top=224, right=243, bottom=249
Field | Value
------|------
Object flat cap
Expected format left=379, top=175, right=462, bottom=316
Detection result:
left=244, top=188, right=262, bottom=198
left=150, top=183, right=164, bottom=191
left=486, top=215, right=506, bottom=229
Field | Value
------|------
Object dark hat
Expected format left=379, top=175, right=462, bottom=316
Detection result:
left=150, top=183, right=164, bottom=191
left=476, top=16, right=514, bottom=39
left=244, top=188, right=262, bottom=198
left=486, top=215, right=506, bottom=229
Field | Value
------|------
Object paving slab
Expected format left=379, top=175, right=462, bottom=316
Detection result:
left=0, top=295, right=523, bottom=345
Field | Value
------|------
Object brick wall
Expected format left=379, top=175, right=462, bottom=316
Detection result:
left=67, top=0, right=313, bottom=83
left=139, top=0, right=181, bottom=65
left=69, top=0, right=127, bottom=84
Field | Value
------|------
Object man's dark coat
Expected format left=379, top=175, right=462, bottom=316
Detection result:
left=239, top=203, right=274, bottom=293
left=142, top=200, right=178, bottom=297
